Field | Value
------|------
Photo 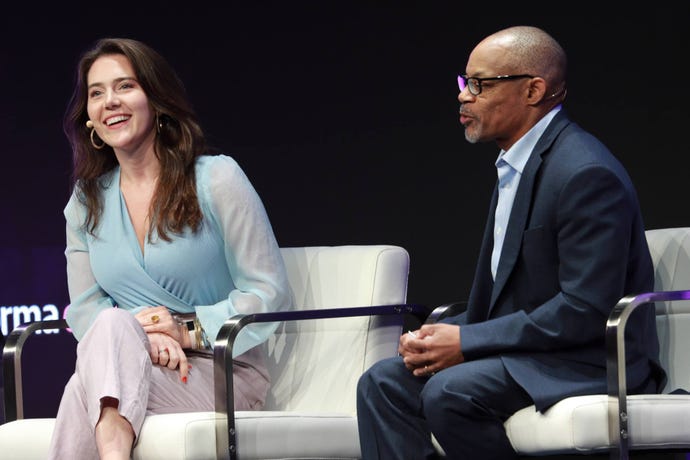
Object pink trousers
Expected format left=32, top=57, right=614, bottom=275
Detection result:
left=46, top=307, right=269, bottom=459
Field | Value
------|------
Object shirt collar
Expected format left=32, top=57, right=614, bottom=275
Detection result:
left=496, top=105, right=562, bottom=173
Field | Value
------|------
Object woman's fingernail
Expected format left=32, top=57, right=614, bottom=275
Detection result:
left=182, top=376, right=188, bottom=384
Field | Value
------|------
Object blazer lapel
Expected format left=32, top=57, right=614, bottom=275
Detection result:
left=489, top=153, right=541, bottom=308
left=488, top=111, right=570, bottom=310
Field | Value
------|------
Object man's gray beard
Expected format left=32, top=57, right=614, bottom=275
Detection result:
left=464, top=129, right=479, bottom=144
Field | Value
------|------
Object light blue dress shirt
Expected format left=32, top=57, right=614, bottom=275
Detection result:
left=63, top=154, right=292, bottom=357
left=491, top=106, right=562, bottom=279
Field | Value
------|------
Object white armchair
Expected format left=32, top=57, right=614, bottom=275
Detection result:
left=0, top=244, right=424, bottom=459
left=503, top=227, right=690, bottom=459
left=426, top=228, right=690, bottom=459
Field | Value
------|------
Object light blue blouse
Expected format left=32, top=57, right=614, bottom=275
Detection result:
left=63, top=154, right=292, bottom=357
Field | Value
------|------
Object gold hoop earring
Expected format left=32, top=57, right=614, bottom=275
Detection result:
left=90, top=127, right=105, bottom=150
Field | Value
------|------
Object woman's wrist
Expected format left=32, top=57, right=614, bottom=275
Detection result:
left=180, top=323, right=193, bottom=348
left=171, top=314, right=208, bottom=350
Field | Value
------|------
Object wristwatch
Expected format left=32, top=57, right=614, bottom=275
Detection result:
left=174, top=314, right=210, bottom=349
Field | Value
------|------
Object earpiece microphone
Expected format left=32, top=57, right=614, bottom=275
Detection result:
left=548, top=88, right=567, bottom=100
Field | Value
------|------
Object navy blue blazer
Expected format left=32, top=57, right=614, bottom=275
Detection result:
left=442, top=110, right=666, bottom=411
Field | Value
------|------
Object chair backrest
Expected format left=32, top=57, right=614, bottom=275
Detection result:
left=646, top=227, right=690, bottom=393
left=265, top=245, right=409, bottom=415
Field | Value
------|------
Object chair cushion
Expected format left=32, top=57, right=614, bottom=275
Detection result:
left=0, top=418, right=54, bottom=460
left=233, top=411, right=360, bottom=459
left=0, top=411, right=360, bottom=460
left=505, top=394, right=690, bottom=455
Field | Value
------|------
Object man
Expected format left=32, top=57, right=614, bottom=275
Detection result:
left=356, top=25, right=665, bottom=459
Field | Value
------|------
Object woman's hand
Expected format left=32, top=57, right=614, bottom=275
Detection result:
left=137, top=306, right=185, bottom=343
left=136, top=307, right=190, bottom=383
left=147, top=332, right=190, bottom=383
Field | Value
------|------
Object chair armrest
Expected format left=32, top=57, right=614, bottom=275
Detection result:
left=2, top=319, right=69, bottom=422
left=605, top=289, right=690, bottom=460
left=424, top=301, right=467, bottom=324
left=212, top=303, right=430, bottom=460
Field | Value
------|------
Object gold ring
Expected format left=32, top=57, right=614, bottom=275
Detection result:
left=151, top=315, right=160, bottom=324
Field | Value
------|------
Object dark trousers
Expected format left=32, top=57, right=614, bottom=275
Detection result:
left=356, top=355, right=534, bottom=460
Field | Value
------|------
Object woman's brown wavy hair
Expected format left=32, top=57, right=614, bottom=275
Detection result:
left=63, top=37, right=206, bottom=241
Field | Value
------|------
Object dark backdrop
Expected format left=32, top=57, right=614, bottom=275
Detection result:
left=1, top=4, right=688, bottom=419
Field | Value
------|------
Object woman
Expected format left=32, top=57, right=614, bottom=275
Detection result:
left=47, top=38, right=291, bottom=459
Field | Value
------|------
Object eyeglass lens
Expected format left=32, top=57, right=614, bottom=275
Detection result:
left=458, top=75, right=478, bottom=94
left=458, top=75, right=467, bottom=92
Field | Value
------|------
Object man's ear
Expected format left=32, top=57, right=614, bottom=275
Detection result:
left=526, top=77, right=548, bottom=105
